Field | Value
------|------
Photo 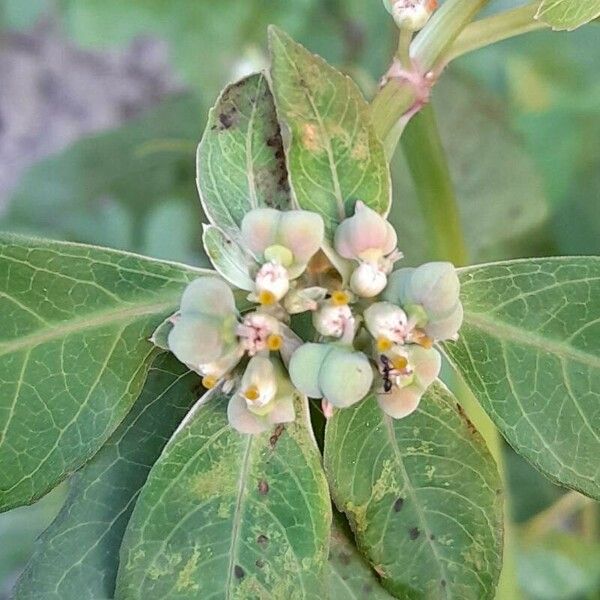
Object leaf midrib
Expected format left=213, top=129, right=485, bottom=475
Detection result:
left=462, top=311, right=600, bottom=369
left=0, top=297, right=180, bottom=357
left=383, top=415, right=450, bottom=600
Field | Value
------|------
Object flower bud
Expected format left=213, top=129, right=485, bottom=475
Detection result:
left=254, top=261, right=290, bottom=305
left=385, top=262, right=463, bottom=341
left=289, top=343, right=373, bottom=408
left=241, top=208, right=324, bottom=278
left=384, top=0, right=437, bottom=31
left=350, top=262, right=388, bottom=298
left=312, top=302, right=353, bottom=338
left=364, top=302, right=409, bottom=348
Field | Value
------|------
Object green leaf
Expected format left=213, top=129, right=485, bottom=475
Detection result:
left=536, top=0, right=600, bottom=30
left=328, top=518, right=394, bottom=599
left=202, top=225, right=257, bottom=291
left=268, top=27, right=391, bottom=238
left=0, top=235, right=208, bottom=512
left=116, top=390, right=331, bottom=599
left=324, top=384, right=503, bottom=599
left=13, top=353, right=200, bottom=600
left=443, top=257, right=600, bottom=499
left=197, top=73, right=292, bottom=241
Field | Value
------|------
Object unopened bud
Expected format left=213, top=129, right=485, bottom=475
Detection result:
left=350, top=262, right=388, bottom=298
left=384, top=0, right=437, bottom=31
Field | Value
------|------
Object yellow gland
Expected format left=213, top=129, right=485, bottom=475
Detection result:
left=267, top=334, right=283, bottom=351
left=258, top=290, right=277, bottom=306
left=392, top=356, right=408, bottom=371
left=331, top=290, right=350, bottom=306
left=202, top=375, right=217, bottom=390
left=377, top=337, right=393, bottom=352
left=244, top=385, right=260, bottom=402
left=417, top=335, right=434, bottom=349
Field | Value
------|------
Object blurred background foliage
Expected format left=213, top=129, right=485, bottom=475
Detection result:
left=0, top=0, right=598, bottom=598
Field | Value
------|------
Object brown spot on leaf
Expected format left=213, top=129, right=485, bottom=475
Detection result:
left=257, top=534, right=269, bottom=547
left=441, top=579, right=447, bottom=587
left=409, top=527, right=421, bottom=540
left=255, top=559, right=265, bottom=569
left=393, top=497, right=405, bottom=512
left=301, top=123, right=321, bottom=152
left=234, top=565, right=245, bottom=579
left=456, top=403, right=477, bottom=435
left=269, top=424, right=285, bottom=449
left=258, top=480, right=269, bottom=495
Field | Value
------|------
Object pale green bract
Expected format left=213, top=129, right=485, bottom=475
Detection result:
left=536, top=0, right=600, bottom=30
left=0, top=235, right=209, bottom=512
left=443, top=257, right=600, bottom=499
left=324, top=384, right=503, bottom=599
left=116, top=389, right=331, bottom=599
left=268, top=27, right=392, bottom=238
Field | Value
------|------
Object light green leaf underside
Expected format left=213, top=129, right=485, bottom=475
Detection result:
left=328, top=518, right=394, bottom=599
left=324, top=385, right=503, bottom=600
left=0, top=235, right=207, bottom=512
left=536, top=0, right=600, bottom=30
left=13, top=354, right=200, bottom=600
left=443, top=257, right=600, bottom=499
left=268, top=27, right=391, bottom=238
left=197, top=72, right=291, bottom=241
left=116, top=390, right=331, bottom=599
left=203, top=225, right=257, bottom=291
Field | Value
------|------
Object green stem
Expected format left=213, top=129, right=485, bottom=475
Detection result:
left=400, top=105, right=468, bottom=265
left=396, top=28, right=413, bottom=68
left=371, top=0, right=490, bottom=155
left=411, top=0, right=491, bottom=70
left=444, top=3, right=548, bottom=64
left=400, top=107, right=519, bottom=598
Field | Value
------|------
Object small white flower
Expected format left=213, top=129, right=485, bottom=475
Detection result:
left=253, top=261, right=290, bottom=305
left=238, top=356, right=278, bottom=411
left=364, top=302, right=410, bottom=349
left=313, top=302, right=353, bottom=338
left=237, top=312, right=283, bottom=356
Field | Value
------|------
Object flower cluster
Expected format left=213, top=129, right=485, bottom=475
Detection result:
left=161, top=203, right=462, bottom=434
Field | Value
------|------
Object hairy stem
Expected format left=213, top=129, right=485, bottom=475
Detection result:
left=445, top=3, right=548, bottom=64
left=400, top=105, right=468, bottom=265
